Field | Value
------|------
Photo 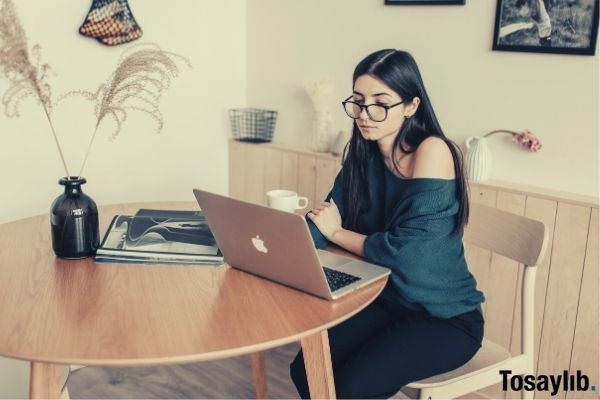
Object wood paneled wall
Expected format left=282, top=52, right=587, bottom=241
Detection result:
left=229, top=139, right=342, bottom=212
left=229, top=139, right=599, bottom=400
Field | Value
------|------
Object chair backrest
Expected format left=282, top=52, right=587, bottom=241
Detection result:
left=463, top=203, right=549, bottom=267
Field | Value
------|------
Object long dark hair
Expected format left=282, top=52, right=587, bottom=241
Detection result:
left=341, top=49, right=470, bottom=236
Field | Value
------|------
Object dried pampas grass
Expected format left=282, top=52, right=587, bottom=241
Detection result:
left=0, top=0, right=53, bottom=115
left=0, top=0, right=70, bottom=176
left=57, top=43, right=191, bottom=177
left=0, top=0, right=190, bottom=180
left=304, top=77, right=334, bottom=113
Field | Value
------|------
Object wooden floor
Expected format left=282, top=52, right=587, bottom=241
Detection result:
left=67, top=342, right=297, bottom=399
left=68, top=341, right=412, bottom=399
left=67, top=341, right=306, bottom=399
left=67, top=341, right=486, bottom=399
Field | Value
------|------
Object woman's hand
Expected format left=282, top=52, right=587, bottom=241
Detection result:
left=308, top=199, right=366, bottom=257
left=307, top=199, right=343, bottom=241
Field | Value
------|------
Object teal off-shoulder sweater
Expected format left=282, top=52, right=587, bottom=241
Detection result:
left=307, top=153, right=485, bottom=319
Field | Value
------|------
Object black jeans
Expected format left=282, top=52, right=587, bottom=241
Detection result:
left=289, top=295, right=484, bottom=399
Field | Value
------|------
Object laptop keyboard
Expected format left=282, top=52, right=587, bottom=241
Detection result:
left=322, top=266, right=361, bottom=292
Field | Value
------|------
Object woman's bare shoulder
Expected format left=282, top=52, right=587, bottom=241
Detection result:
left=411, top=136, right=455, bottom=180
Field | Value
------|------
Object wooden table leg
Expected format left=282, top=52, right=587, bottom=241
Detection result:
left=300, top=329, right=336, bottom=399
left=250, top=351, right=268, bottom=399
left=29, top=361, right=63, bottom=399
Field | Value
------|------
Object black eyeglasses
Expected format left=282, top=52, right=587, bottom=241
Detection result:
left=342, top=95, right=404, bottom=122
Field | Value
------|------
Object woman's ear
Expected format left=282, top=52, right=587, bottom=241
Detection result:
left=406, top=97, right=420, bottom=118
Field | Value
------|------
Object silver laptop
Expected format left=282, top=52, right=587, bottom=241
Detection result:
left=193, top=188, right=390, bottom=300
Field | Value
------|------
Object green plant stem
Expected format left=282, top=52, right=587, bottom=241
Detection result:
left=77, top=122, right=100, bottom=179
left=42, top=104, right=71, bottom=179
left=483, top=129, right=517, bottom=138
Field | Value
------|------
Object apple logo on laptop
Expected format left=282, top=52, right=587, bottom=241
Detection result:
left=252, top=235, right=268, bottom=253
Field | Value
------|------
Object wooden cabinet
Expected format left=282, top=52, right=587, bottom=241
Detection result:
left=229, top=139, right=599, bottom=400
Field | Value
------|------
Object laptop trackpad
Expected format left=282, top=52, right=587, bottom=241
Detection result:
left=317, top=249, right=354, bottom=268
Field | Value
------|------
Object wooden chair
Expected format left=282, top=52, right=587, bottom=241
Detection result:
left=397, top=202, right=549, bottom=400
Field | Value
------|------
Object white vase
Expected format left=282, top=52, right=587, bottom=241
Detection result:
left=465, top=136, right=492, bottom=181
left=310, top=109, right=333, bottom=153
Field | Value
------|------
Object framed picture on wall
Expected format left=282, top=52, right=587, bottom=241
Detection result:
left=384, top=0, right=465, bottom=4
left=492, top=0, right=599, bottom=55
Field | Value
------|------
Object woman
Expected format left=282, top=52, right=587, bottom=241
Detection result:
left=289, top=49, right=486, bottom=399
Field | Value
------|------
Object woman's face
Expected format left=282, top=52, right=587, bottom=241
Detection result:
left=351, top=74, right=417, bottom=143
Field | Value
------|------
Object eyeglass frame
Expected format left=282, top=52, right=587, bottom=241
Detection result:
left=341, top=95, right=405, bottom=122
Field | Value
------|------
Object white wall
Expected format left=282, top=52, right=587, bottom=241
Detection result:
left=0, top=0, right=246, bottom=397
left=247, top=0, right=599, bottom=197
left=0, top=0, right=246, bottom=224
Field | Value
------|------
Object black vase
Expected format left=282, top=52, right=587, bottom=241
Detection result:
left=50, top=176, right=100, bottom=259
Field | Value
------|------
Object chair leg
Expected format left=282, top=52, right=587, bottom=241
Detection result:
left=251, top=351, right=268, bottom=399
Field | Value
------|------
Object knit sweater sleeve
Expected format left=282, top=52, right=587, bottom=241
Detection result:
left=305, top=168, right=346, bottom=249
left=361, top=174, right=484, bottom=319
left=363, top=180, right=460, bottom=279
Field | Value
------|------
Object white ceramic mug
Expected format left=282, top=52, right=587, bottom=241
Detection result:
left=266, top=190, right=309, bottom=213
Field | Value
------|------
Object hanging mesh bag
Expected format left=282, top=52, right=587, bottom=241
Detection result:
left=79, top=0, right=142, bottom=46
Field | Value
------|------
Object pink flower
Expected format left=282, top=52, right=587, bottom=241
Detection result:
left=511, top=129, right=542, bottom=152
left=483, top=129, right=542, bottom=152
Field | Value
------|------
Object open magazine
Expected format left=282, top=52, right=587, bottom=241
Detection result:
left=95, top=209, right=223, bottom=264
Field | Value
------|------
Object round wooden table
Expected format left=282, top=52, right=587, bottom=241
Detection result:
left=0, top=201, right=387, bottom=399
